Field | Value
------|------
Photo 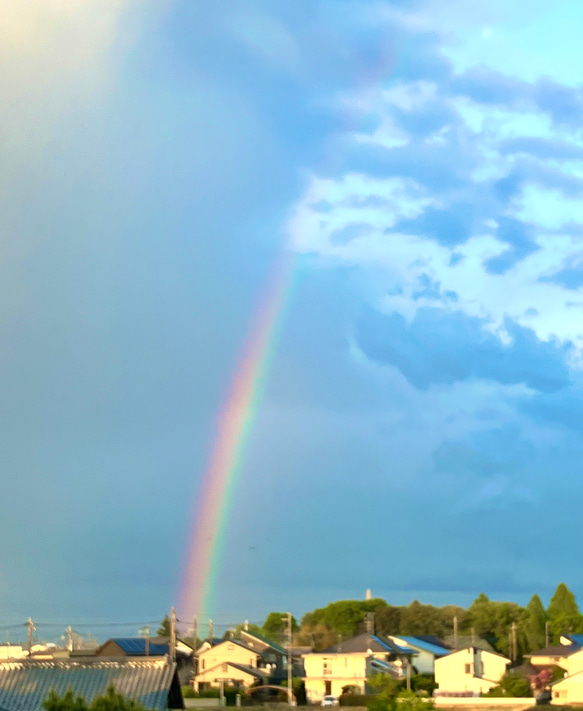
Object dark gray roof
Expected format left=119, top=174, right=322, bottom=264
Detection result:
left=443, top=636, right=495, bottom=653
left=320, top=634, right=407, bottom=655
left=240, top=631, right=287, bottom=656
left=223, top=662, right=270, bottom=680
left=525, top=645, right=577, bottom=657
left=0, top=659, right=182, bottom=710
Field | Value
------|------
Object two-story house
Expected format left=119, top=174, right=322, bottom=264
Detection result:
left=193, top=631, right=288, bottom=692
left=434, top=646, right=510, bottom=696
left=303, top=633, right=415, bottom=703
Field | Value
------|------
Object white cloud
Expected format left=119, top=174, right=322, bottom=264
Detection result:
left=285, top=70, right=583, bottom=361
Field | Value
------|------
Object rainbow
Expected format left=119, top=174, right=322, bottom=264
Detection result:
left=179, top=248, right=297, bottom=623
left=179, top=39, right=397, bottom=627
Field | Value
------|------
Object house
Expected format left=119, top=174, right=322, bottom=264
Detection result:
left=239, top=630, right=287, bottom=679
left=524, top=645, right=577, bottom=671
left=434, top=646, right=510, bottom=696
left=0, top=646, right=26, bottom=661
left=0, top=657, right=183, bottom=710
left=193, top=636, right=284, bottom=692
left=560, top=634, right=583, bottom=648
left=302, top=633, right=415, bottom=703
left=194, top=660, right=270, bottom=691
left=551, top=670, right=583, bottom=704
left=388, top=636, right=451, bottom=674
left=196, top=638, right=223, bottom=655
left=95, top=637, right=194, bottom=685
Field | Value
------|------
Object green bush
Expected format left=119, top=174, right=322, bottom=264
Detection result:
left=181, top=686, right=196, bottom=699
left=410, top=675, right=436, bottom=695
left=483, top=672, right=532, bottom=698
left=396, top=690, right=434, bottom=711
left=339, top=695, right=381, bottom=707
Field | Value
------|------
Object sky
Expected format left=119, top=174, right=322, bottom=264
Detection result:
left=3, top=0, right=583, bottom=641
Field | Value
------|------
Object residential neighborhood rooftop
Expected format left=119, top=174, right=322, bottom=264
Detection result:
left=318, top=633, right=413, bottom=655
left=0, top=658, right=183, bottom=711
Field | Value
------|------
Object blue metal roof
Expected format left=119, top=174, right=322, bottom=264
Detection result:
left=111, top=638, right=169, bottom=656
left=392, top=636, right=450, bottom=657
left=0, top=659, right=179, bottom=711
left=564, top=635, right=583, bottom=647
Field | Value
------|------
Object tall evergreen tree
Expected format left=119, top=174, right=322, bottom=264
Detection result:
left=547, top=583, right=582, bottom=641
left=525, top=594, right=547, bottom=651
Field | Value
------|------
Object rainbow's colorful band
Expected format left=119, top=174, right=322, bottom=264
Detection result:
left=179, top=250, right=296, bottom=621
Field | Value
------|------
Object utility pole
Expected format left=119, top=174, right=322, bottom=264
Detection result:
left=365, top=613, right=375, bottom=636
left=66, top=626, right=73, bottom=653
left=192, top=616, right=198, bottom=677
left=406, top=658, right=411, bottom=691
left=545, top=621, right=550, bottom=648
left=209, top=619, right=214, bottom=641
left=145, top=626, right=150, bottom=657
left=453, top=616, right=458, bottom=650
left=511, top=622, right=517, bottom=663
left=27, top=618, right=35, bottom=656
left=286, top=613, right=293, bottom=706
left=170, top=607, right=176, bottom=662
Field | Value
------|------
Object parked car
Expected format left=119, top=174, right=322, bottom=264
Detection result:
left=321, top=696, right=339, bottom=706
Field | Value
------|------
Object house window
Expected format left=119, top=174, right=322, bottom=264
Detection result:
left=465, top=664, right=471, bottom=674
left=222, top=664, right=228, bottom=673
left=323, top=661, right=332, bottom=676
left=202, top=660, right=206, bottom=670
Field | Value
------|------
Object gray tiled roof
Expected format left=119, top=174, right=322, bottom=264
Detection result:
left=0, top=658, right=182, bottom=711
left=319, top=634, right=406, bottom=655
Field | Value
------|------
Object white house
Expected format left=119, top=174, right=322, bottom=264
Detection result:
left=434, top=647, right=510, bottom=696
left=303, top=633, right=413, bottom=703
left=388, top=636, right=450, bottom=674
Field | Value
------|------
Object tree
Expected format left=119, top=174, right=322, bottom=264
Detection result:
left=43, top=689, right=88, bottom=711
left=375, top=606, right=402, bottom=636
left=90, top=687, right=147, bottom=710
left=525, top=594, right=547, bottom=651
left=262, top=612, right=298, bottom=640
left=547, top=583, right=583, bottom=641
left=400, top=601, right=452, bottom=637
left=157, top=615, right=170, bottom=637
left=484, top=672, right=532, bottom=698
left=43, top=687, right=147, bottom=711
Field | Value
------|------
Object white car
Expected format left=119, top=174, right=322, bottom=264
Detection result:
left=321, top=696, right=339, bottom=707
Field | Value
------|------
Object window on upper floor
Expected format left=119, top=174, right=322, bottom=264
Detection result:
left=465, top=664, right=472, bottom=674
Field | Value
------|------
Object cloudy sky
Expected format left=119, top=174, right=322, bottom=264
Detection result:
left=3, top=0, right=583, bottom=637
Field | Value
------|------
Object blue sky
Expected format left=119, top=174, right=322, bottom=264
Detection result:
left=3, top=0, right=583, bottom=639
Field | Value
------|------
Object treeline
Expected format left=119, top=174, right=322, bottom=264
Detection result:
left=238, top=583, right=583, bottom=659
